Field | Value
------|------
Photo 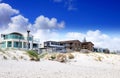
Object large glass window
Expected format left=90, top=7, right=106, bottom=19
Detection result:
left=7, top=41, right=12, bottom=47
left=27, top=37, right=33, bottom=41
left=23, top=42, right=26, bottom=48
left=14, top=41, right=22, bottom=48
left=33, top=44, right=38, bottom=48
left=4, top=34, right=24, bottom=40
left=1, top=41, right=6, bottom=48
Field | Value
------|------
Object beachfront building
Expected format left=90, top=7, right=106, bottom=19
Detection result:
left=81, top=42, right=94, bottom=51
left=43, top=39, right=94, bottom=52
left=0, top=32, right=39, bottom=50
left=80, top=38, right=94, bottom=51
left=44, top=41, right=66, bottom=52
left=60, top=40, right=81, bottom=51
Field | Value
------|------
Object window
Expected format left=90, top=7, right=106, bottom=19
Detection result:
left=33, top=44, right=38, bottom=48
left=4, top=34, right=24, bottom=40
left=14, top=41, right=22, bottom=48
left=7, top=41, right=12, bottom=47
left=23, top=42, right=26, bottom=48
left=2, top=41, right=6, bottom=48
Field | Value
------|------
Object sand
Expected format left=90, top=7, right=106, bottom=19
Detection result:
left=0, top=50, right=120, bottom=78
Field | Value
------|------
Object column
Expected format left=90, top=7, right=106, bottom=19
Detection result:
left=30, top=42, right=32, bottom=50
left=6, top=41, right=8, bottom=48
left=12, top=41, right=14, bottom=48
left=22, top=42, right=24, bottom=49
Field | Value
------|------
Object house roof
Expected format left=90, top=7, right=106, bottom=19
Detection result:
left=60, top=40, right=81, bottom=43
left=82, top=42, right=94, bottom=45
left=9, top=32, right=23, bottom=36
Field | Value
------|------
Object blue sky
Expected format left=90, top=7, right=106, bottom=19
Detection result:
left=2, top=0, right=120, bottom=34
left=0, top=0, right=120, bottom=50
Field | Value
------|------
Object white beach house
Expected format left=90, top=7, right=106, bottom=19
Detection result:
left=0, top=32, right=39, bottom=50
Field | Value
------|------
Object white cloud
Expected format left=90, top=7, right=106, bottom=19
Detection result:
left=4, top=15, right=31, bottom=34
left=33, top=15, right=65, bottom=30
left=32, top=15, right=65, bottom=43
left=33, top=29, right=60, bottom=43
left=0, top=3, right=19, bottom=28
left=65, top=30, right=120, bottom=51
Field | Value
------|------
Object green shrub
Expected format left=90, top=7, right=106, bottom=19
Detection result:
left=50, top=54, right=56, bottom=60
left=27, top=50, right=40, bottom=61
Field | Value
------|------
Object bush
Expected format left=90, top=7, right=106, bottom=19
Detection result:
left=51, top=54, right=56, bottom=60
left=3, top=56, right=7, bottom=60
left=44, top=53, right=56, bottom=60
left=12, top=56, right=18, bottom=60
left=56, top=53, right=67, bottom=62
left=94, top=56, right=103, bottom=61
left=19, top=56, right=24, bottom=59
left=27, top=50, right=40, bottom=61
left=67, top=53, right=74, bottom=59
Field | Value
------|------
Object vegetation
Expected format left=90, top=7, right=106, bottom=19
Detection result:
left=3, top=56, right=7, bottom=60
left=67, top=53, right=74, bottom=59
left=12, top=56, right=18, bottom=60
left=94, top=56, right=104, bottom=61
left=44, top=53, right=56, bottom=60
left=51, top=54, right=56, bottom=60
left=41, top=52, right=75, bottom=62
left=27, top=50, right=40, bottom=61
left=19, top=56, right=24, bottom=59
left=56, top=53, right=67, bottom=62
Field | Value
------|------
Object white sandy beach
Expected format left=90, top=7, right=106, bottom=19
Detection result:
left=0, top=50, right=120, bottom=78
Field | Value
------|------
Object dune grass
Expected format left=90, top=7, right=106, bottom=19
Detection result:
left=27, top=50, right=40, bottom=61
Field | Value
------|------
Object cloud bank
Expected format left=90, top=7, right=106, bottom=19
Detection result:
left=0, top=3, right=19, bottom=28
left=0, top=2, right=120, bottom=51
left=0, top=3, right=65, bottom=42
left=65, top=30, right=120, bottom=51
left=33, top=15, right=64, bottom=30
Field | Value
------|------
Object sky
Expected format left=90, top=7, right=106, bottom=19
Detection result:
left=0, top=0, right=120, bottom=51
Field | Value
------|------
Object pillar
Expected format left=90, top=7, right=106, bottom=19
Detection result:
left=6, top=41, right=8, bottom=48
left=30, top=42, right=32, bottom=50
left=12, top=41, right=14, bottom=48
left=22, top=42, right=24, bottom=49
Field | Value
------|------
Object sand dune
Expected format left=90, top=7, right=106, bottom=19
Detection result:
left=0, top=50, right=120, bottom=78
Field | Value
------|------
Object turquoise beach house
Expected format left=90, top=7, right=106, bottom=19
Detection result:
left=0, top=32, right=39, bottom=50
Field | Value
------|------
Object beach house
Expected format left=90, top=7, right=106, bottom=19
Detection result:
left=60, top=40, right=81, bottom=51
left=0, top=32, right=39, bottom=50
left=43, top=41, right=66, bottom=52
